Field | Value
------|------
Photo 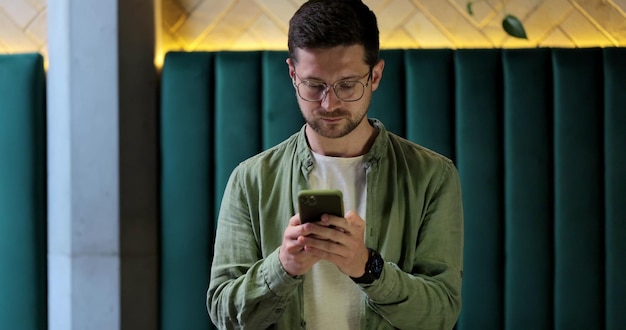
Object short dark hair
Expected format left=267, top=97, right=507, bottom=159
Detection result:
left=288, top=0, right=380, bottom=68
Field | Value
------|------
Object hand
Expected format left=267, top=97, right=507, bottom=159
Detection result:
left=299, top=210, right=369, bottom=278
left=279, top=214, right=321, bottom=276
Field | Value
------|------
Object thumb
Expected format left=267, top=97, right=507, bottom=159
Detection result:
left=344, top=210, right=364, bottom=224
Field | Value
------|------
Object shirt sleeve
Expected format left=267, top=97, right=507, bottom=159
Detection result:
left=206, top=167, right=302, bottom=329
left=361, top=160, right=464, bottom=330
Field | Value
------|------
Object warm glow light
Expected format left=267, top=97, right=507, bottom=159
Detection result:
left=151, top=0, right=625, bottom=69
left=154, top=42, right=288, bottom=70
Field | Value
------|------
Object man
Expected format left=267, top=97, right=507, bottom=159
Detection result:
left=207, top=0, right=464, bottom=329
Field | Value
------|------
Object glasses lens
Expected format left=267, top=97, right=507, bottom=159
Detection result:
left=295, top=73, right=369, bottom=102
left=297, top=82, right=326, bottom=101
left=334, top=81, right=364, bottom=102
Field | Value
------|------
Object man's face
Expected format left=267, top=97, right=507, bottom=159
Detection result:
left=287, top=45, right=383, bottom=139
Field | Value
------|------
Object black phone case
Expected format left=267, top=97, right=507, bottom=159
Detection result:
left=298, top=189, right=344, bottom=223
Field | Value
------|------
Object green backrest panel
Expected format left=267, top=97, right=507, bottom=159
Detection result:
left=160, top=52, right=215, bottom=330
left=405, top=49, right=455, bottom=159
left=214, top=52, right=264, bottom=215
left=159, top=48, right=626, bottom=330
left=369, top=49, right=406, bottom=136
left=502, top=48, right=553, bottom=329
left=0, top=53, right=47, bottom=329
left=604, top=48, right=626, bottom=328
left=553, top=48, right=605, bottom=328
left=454, top=49, right=505, bottom=330
left=261, top=51, right=302, bottom=149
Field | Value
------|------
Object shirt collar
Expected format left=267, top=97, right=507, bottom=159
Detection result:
left=296, top=118, right=388, bottom=172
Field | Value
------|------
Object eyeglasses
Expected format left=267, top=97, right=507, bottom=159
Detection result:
left=293, top=70, right=372, bottom=102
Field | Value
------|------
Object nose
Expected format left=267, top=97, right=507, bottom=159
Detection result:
left=320, top=86, right=341, bottom=111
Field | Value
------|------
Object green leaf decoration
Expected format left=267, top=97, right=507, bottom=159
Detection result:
left=502, top=15, right=528, bottom=39
left=467, top=2, right=474, bottom=15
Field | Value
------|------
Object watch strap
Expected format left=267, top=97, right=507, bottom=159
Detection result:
left=351, top=248, right=383, bottom=284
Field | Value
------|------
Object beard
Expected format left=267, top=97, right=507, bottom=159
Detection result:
left=304, top=108, right=367, bottom=139
left=299, top=89, right=372, bottom=139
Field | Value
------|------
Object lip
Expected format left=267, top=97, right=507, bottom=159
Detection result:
left=321, top=117, right=343, bottom=124
left=320, top=116, right=343, bottom=123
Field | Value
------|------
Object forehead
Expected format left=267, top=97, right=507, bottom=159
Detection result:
left=293, top=45, right=368, bottom=77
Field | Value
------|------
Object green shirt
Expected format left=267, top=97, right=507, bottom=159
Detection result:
left=207, top=119, right=464, bottom=329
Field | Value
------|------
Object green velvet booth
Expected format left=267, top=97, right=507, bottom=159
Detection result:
left=160, top=48, right=626, bottom=330
left=0, top=53, right=47, bottom=329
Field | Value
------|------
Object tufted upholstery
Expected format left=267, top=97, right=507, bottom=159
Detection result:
left=0, top=53, right=47, bottom=329
left=159, top=48, right=626, bottom=330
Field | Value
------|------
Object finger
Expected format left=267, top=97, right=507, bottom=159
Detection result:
left=302, top=235, right=343, bottom=255
left=286, top=215, right=316, bottom=239
left=289, top=214, right=303, bottom=226
left=280, top=247, right=321, bottom=276
left=321, top=213, right=362, bottom=235
left=303, top=237, right=363, bottom=273
left=282, top=238, right=304, bottom=256
left=343, top=210, right=365, bottom=226
left=303, top=244, right=346, bottom=268
left=306, top=223, right=345, bottom=243
left=319, top=214, right=347, bottom=231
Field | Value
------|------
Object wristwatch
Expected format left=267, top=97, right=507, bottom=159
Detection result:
left=351, top=248, right=384, bottom=284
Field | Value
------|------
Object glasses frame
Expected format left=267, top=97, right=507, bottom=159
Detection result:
left=293, top=70, right=372, bottom=102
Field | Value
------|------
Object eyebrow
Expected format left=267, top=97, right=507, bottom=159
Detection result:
left=301, top=73, right=366, bottom=83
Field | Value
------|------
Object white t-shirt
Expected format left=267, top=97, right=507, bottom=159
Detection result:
left=303, top=151, right=367, bottom=330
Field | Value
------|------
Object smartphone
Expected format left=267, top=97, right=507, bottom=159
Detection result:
left=298, top=189, right=344, bottom=224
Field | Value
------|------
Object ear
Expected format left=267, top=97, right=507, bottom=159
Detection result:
left=370, top=59, right=385, bottom=92
left=286, top=58, right=296, bottom=80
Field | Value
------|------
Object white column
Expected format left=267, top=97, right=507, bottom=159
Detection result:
left=47, top=0, right=157, bottom=328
